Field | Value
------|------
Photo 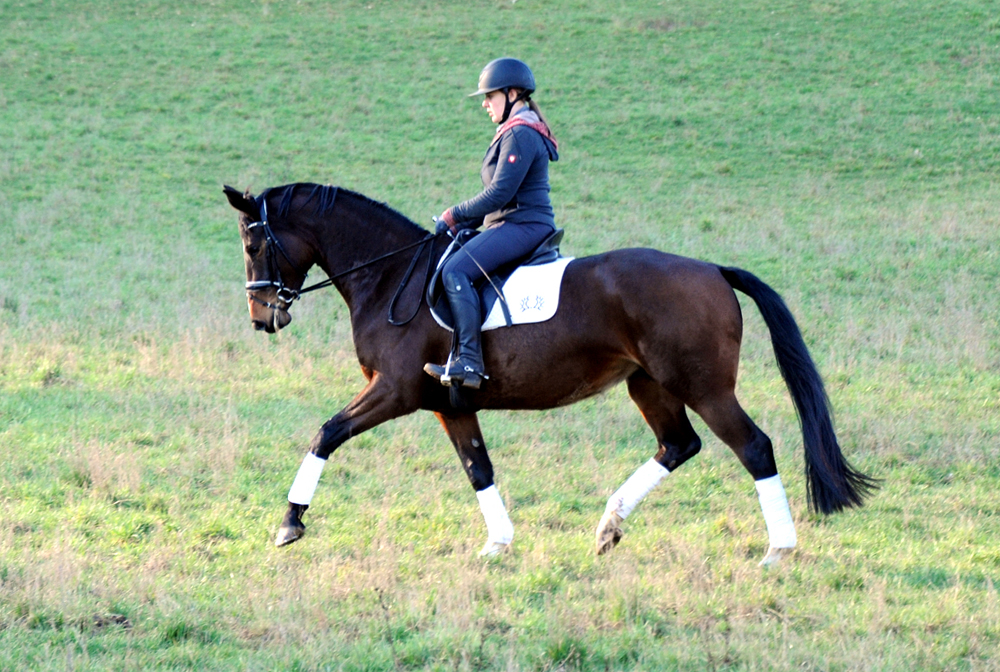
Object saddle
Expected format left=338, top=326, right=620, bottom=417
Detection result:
left=427, top=228, right=565, bottom=330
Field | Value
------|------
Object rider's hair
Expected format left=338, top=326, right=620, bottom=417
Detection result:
left=518, top=93, right=557, bottom=144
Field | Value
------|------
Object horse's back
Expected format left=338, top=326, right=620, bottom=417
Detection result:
left=568, top=247, right=722, bottom=281
left=564, top=248, right=740, bottom=325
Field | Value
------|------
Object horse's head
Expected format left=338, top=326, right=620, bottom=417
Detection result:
left=224, top=185, right=311, bottom=333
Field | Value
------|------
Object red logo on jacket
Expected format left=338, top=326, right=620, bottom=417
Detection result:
left=507, top=154, right=517, bottom=163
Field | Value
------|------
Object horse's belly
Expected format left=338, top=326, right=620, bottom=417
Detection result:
left=478, top=356, right=638, bottom=411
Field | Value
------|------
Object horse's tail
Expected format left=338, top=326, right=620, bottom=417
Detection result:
left=718, top=266, right=879, bottom=514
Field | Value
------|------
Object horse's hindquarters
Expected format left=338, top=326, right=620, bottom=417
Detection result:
left=471, top=250, right=743, bottom=411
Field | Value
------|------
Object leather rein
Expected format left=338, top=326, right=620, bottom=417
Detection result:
left=245, top=199, right=439, bottom=327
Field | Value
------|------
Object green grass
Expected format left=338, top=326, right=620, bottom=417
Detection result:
left=2, top=0, right=999, bottom=669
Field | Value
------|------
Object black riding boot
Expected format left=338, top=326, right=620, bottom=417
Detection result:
left=424, top=271, right=487, bottom=389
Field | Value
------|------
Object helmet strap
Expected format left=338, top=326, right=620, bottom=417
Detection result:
left=499, top=88, right=529, bottom=124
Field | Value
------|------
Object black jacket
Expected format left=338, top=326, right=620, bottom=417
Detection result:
left=449, top=109, right=559, bottom=230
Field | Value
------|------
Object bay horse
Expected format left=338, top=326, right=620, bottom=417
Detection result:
left=224, top=183, right=876, bottom=565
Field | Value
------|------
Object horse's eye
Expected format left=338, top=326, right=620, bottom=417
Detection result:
left=245, top=244, right=260, bottom=257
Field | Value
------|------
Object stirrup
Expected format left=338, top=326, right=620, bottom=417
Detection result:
left=423, top=360, right=487, bottom=389
left=444, top=365, right=486, bottom=390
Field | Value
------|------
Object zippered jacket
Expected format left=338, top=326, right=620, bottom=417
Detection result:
left=445, top=109, right=559, bottom=230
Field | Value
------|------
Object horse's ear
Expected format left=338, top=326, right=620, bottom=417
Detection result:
left=223, top=185, right=260, bottom=219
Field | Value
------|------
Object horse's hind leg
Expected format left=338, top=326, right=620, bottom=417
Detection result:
left=596, top=371, right=703, bottom=556
left=435, top=411, right=513, bottom=558
left=692, top=393, right=797, bottom=566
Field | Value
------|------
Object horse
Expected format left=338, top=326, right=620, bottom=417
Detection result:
left=223, top=182, right=877, bottom=565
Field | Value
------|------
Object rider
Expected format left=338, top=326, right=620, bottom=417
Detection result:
left=424, top=57, right=560, bottom=389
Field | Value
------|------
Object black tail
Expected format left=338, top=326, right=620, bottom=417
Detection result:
left=718, top=266, right=879, bottom=514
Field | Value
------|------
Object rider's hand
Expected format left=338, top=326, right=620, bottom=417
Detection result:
left=433, top=215, right=452, bottom=237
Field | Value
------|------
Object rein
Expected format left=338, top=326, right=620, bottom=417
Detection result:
left=245, top=199, right=439, bottom=326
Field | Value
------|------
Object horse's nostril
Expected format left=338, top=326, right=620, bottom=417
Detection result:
left=252, top=320, right=267, bottom=331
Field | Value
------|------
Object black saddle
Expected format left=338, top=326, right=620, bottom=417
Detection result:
left=427, top=228, right=565, bottom=329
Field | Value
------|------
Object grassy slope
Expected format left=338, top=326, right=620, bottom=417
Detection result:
left=1, top=0, right=999, bottom=669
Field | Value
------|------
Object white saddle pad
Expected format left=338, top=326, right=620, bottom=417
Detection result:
left=481, top=257, right=575, bottom=331
left=429, top=240, right=576, bottom=333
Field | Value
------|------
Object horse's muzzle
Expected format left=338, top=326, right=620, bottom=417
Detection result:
left=251, top=310, right=292, bottom=333
left=248, top=294, right=293, bottom=333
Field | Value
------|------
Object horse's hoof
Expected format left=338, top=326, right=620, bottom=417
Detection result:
left=275, top=523, right=305, bottom=547
left=758, top=546, right=794, bottom=567
left=595, top=510, right=624, bottom=556
left=478, top=541, right=509, bottom=558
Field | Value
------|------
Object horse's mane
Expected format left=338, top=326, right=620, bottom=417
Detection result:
left=257, top=183, right=425, bottom=237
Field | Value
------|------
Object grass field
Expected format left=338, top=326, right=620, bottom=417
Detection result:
left=2, top=0, right=999, bottom=669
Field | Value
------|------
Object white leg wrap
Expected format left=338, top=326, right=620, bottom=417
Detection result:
left=605, top=458, right=670, bottom=519
left=755, top=475, right=797, bottom=548
left=287, top=453, right=327, bottom=505
left=476, top=485, right=514, bottom=545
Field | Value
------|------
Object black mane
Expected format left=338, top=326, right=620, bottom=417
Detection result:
left=257, top=183, right=425, bottom=237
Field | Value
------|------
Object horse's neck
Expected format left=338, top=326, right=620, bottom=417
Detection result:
left=313, top=200, right=430, bottom=313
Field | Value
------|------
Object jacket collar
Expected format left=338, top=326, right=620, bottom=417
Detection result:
left=492, top=108, right=559, bottom=150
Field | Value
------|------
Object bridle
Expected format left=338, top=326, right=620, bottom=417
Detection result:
left=244, top=198, right=439, bottom=329
left=244, top=200, right=302, bottom=315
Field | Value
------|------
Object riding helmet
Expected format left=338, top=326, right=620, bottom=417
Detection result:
left=468, top=58, right=536, bottom=97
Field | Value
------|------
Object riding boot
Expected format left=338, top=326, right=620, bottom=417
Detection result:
left=424, top=271, right=487, bottom=389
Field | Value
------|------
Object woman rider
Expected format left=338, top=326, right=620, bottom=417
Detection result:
left=424, top=57, right=560, bottom=389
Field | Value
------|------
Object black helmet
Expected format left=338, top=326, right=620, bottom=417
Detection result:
left=468, top=58, right=536, bottom=97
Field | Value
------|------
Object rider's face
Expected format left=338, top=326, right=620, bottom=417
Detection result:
left=483, top=90, right=512, bottom=124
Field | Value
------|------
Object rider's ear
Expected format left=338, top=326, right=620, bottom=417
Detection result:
left=224, top=185, right=260, bottom=220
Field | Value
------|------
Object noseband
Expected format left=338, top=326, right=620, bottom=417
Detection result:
left=244, top=198, right=439, bottom=327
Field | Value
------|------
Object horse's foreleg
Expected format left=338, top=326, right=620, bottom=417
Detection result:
left=694, top=393, right=795, bottom=566
left=275, top=373, right=413, bottom=547
left=435, top=411, right=512, bottom=557
left=597, top=372, right=703, bottom=555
